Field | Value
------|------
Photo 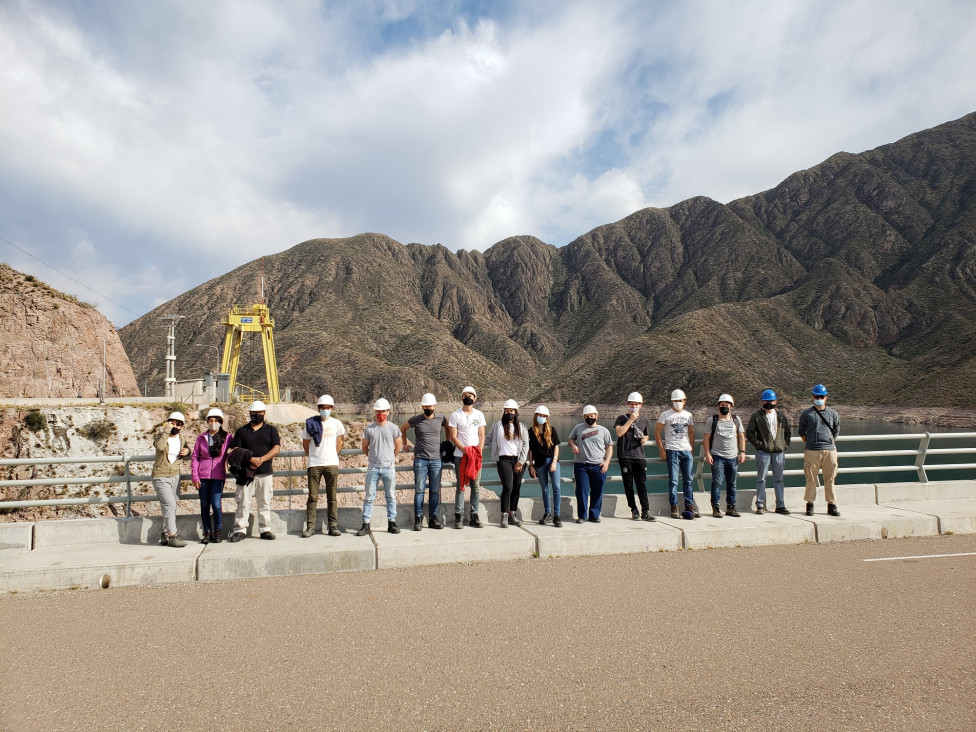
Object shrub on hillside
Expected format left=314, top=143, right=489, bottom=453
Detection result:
left=79, top=419, right=115, bottom=442
left=23, top=411, right=47, bottom=432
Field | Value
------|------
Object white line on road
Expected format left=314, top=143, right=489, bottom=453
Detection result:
left=864, top=552, right=976, bottom=562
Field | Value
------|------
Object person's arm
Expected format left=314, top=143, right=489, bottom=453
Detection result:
left=251, top=444, right=280, bottom=470
left=336, top=434, right=344, bottom=454
left=687, top=422, right=695, bottom=453
left=798, top=412, right=807, bottom=440
left=477, top=424, right=485, bottom=452
left=394, top=433, right=403, bottom=456
left=745, top=414, right=760, bottom=450
left=737, top=418, right=747, bottom=464
left=600, top=439, right=613, bottom=474
left=302, top=438, right=311, bottom=457
left=484, top=422, right=496, bottom=456
left=655, top=421, right=665, bottom=460
left=399, top=421, right=412, bottom=452
left=191, top=436, right=201, bottom=487
left=568, top=429, right=580, bottom=456
left=703, top=419, right=713, bottom=466
left=614, top=414, right=634, bottom=437
left=516, top=426, right=529, bottom=472
left=783, top=412, right=792, bottom=448
left=361, top=435, right=370, bottom=455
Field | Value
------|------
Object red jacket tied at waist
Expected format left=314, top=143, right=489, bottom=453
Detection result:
left=458, top=446, right=482, bottom=492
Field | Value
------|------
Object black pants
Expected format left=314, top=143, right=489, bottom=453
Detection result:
left=619, top=458, right=649, bottom=512
left=497, top=456, right=524, bottom=513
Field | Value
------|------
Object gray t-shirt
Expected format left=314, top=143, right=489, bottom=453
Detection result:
left=704, top=414, right=743, bottom=459
left=362, top=422, right=401, bottom=468
left=568, top=423, right=613, bottom=464
left=407, top=413, right=447, bottom=460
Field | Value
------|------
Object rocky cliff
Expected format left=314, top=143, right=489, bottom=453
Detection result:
left=0, top=264, right=139, bottom=398
left=120, top=113, right=976, bottom=408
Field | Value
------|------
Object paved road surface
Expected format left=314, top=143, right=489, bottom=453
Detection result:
left=2, top=535, right=974, bottom=731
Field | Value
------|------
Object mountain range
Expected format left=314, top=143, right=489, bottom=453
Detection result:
left=119, top=112, right=976, bottom=409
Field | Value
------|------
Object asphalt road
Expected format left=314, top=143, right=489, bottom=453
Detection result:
left=2, top=534, right=974, bottom=732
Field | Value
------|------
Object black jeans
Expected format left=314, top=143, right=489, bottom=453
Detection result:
left=497, top=456, right=524, bottom=513
left=618, top=458, right=649, bottom=512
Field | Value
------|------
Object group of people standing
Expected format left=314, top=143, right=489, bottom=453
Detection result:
left=149, top=384, right=842, bottom=545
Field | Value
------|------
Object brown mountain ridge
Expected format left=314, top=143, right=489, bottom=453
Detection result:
left=120, top=112, right=976, bottom=408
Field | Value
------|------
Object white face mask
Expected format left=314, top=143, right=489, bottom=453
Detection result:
left=536, top=416, right=546, bottom=425
left=208, top=421, right=220, bottom=432
left=672, top=401, right=684, bottom=411
left=319, top=409, right=331, bottom=419
left=814, top=399, right=825, bottom=407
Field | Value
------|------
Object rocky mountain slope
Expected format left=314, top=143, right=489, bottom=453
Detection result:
left=0, top=264, right=139, bottom=398
left=120, top=113, right=976, bottom=408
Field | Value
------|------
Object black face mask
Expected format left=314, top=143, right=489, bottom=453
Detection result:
left=423, top=408, right=434, bottom=417
left=250, top=414, right=264, bottom=425
left=502, top=413, right=515, bottom=423
left=763, top=402, right=775, bottom=411
left=462, top=396, right=474, bottom=406
left=169, top=427, right=180, bottom=435
left=719, top=406, right=730, bottom=415
left=584, top=416, right=597, bottom=426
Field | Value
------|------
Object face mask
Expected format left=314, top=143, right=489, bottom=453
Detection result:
left=250, top=414, right=263, bottom=425
left=208, top=421, right=220, bottom=432
left=376, top=413, right=387, bottom=423
left=672, top=401, right=683, bottom=411
left=536, top=416, right=546, bottom=425
left=814, top=399, right=826, bottom=407
left=423, top=408, right=434, bottom=417
left=502, top=413, right=515, bottom=423
left=584, top=416, right=597, bottom=426
left=319, top=409, right=331, bottom=419
left=462, top=396, right=474, bottom=406
left=719, top=406, right=730, bottom=415
left=763, top=402, right=775, bottom=411
left=170, top=426, right=180, bottom=435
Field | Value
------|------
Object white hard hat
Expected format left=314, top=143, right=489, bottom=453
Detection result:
left=373, top=398, right=391, bottom=411
left=627, top=392, right=643, bottom=403
left=503, top=399, right=519, bottom=410
left=582, top=404, right=598, bottom=416
left=420, top=393, right=437, bottom=406
left=317, top=394, right=334, bottom=406
left=670, top=389, right=687, bottom=401
left=167, top=412, right=186, bottom=423
left=249, top=400, right=267, bottom=412
left=461, top=385, right=477, bottom=397
left=717, top=393, right=734, bottom=405
left=205, top=408, right=224, bottom=421
left=534, top=405, right=550, bottom=416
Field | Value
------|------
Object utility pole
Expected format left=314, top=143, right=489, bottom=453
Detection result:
left=100, top=336, right=106, bottom=404
left=158, top=314, right=185, bottom=400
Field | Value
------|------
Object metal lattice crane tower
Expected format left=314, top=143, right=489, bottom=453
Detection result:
left=219, top=304, right=280, bottom=403
left=157, top=314, right=185, bottom=399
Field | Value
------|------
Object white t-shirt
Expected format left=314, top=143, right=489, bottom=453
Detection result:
left=301, top=417, right=346, bottom=467
left=765, top=409, right=777, bottom=436
left=167, top=435, right=181, bottom=464
left=657, top=408, right=694, bottom=452
left=448, top=407, right=486, bottom=458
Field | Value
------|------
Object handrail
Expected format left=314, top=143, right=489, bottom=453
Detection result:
left=1, top=432, right=973, bottom=512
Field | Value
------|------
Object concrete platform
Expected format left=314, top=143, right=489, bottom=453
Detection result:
left=793, top=503, right=941, bottom=543
left=372, top=523, right=536, bottom=569
left=521, top=517, right=681, bottom=559
left=196, top=531, right=375, bottom=581
left=0, top=522, right=33, bottom=567
left=876, top=480, right=975, bottom=503
left=882, top=499, right=976, bottom=535
left=656, top=511, right=817, bottom=550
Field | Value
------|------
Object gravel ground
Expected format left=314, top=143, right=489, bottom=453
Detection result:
left=1, top=534, right=974, bottom=731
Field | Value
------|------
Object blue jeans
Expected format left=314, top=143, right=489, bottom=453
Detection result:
left=452, top=456, right=481, bottom=516
left=536, top=459, right=561, bottom=516
left=666, top=450, right=694, bottom=507
left=198, top=478, right=224, bottom=532
left=573, top=463, right=605, bottom=520
left=413, top=457, right=442, bottom=518
left=363, top=466, right=397, bottom=523
left=755, top=450, right=786, bottom=508
left=709, top=456, right=737, bottom=507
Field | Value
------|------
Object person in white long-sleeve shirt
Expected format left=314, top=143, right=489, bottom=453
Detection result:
left=485, top=399, right=530, bottom=528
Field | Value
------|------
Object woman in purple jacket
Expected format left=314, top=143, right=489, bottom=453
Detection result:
left=191, top=408, right=234, bottom=543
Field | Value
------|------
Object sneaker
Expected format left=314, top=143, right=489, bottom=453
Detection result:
left=429, top=514, right=443, bottom=530
left=212, top=529, right=222, bottom=543
left=670, top=505, right=680, bottom=519
left=726, top=506, right=741, bottom=517
left=509, top=512, right=522, bottom=527
left=201, top=530, right=211, bottom=544
left=631, top=508, right=640, bottom=520
left=166, top=534, right=187, bottom=548
left=260, top=531, right=275, bottom=541
left=356, top=523, right=371, bottom=537
left=302, top=523, right=315, bottom=538
left=775, top=506, right=790, bottom=516
left=454, top=514, right=463, bottom=529
left=469, top=513, right=483, bottom=528
left=575, top=518, right=586, bottom=524
left=388, top=521, right=400, bottom=534
left=805, top=502, right=814, bottom=516
left=641, top=511, right=656, bottom=522
left=587, top=517, right=601, bottom=524
left=501, top=513, right=509, bottom=528
left=159, top=532, right=168, bottom=546
left=686, top=502, right=700, bottom=519
left=328, top=526, right=341, bottom=537
left=827, top=503, right=840, bottom=517
left=413, top=516, right=422, bottom=531
left=712, top=505, right=723, bottom=518
left=755, top=503, right=765, bottom=515
left=539, top=513, right=552, bottom=525
left=553, top=516, right=563, bottom=527
left=228, top=532, right=245, bottom=543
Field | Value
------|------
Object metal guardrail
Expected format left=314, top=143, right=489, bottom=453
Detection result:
left=1, top=432, right=973, bottom=514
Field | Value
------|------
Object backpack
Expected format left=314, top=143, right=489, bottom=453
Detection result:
left=710, top=413, right=742, bottom=441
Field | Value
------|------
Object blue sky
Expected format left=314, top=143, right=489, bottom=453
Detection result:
left=2, top=0, right=975, bottom=326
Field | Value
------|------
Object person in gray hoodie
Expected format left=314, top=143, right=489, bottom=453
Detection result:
left=745, top=389, right=792, bottom=515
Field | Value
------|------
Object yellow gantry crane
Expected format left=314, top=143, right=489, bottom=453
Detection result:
left=219, top=303, right=280, bottom=404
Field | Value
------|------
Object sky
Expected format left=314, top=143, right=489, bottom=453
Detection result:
left=2, top=0, right=975, bottom=327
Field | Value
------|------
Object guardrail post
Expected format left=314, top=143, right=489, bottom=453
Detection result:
left=124, top=453, right=132, bottom=517
left=915, top=432, right=931, bottom=483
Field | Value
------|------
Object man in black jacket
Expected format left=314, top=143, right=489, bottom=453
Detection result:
left=228, top=401, right=281, bottom=541
left=745, top=389, right=792, bottom=515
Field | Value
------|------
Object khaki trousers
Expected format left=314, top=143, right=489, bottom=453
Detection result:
left=803, top=449, right=838, bottom=504
left=307, top=465, right=339, bottom=528
left=234, top=473, right=273, bottom=533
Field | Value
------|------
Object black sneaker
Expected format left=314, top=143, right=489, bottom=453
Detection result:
left=631, top=508, right=640, bottom=520
left=356, top=523, right=371, bottom=537
left=212, top=529, right=222, bottom=543
left=228, top=532, right=245, bottom=542
left=388, top=521, right=400, bottom=534
left=553, top=516, right=563, bottom=527
left=509, top=512, right=521, bottom=527
left=755, top=503, right=765, bottom=515
left=587, top=517, right=601, bottom=524
left=670, top=505, right=680, bottom=519
left=260, top=531, right=275, bottom=541
left=726, top=506, right=741, bottom=517
left=201, top=530, right=211, bottom=544
left=539, top=513, right=552, bottom=525
left=575, top=518, right=586, bottom=524
left=775, top=506, right=790, bottom=515
left=641, top=511, right=656, bottom=522
left=827, top=503, right=840, bottom=517
left=429, top=514, right=443, bottom=530
left=469, top=513, right=483, bottom=528
left=328, top=526, right=341, bottom=536
left=805, top=502, right=814, bottom=516
left=159, top=531, right=168, bottom=546
left=413, top=516, right=422, bottom=531
left=711, top=505, right=723, bottom=518
left=454, top=514, right=463, bottom=529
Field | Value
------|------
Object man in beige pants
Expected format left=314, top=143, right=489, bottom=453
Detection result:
left=797, top=384, right=840, bottom=517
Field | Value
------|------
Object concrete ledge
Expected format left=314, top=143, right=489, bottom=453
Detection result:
left=34, top=518, right=135, bottom=547
left=0, top=522, right=33, bottom=567
left=657, top=512, right=817, bottom=550
left=0, top=543, right=202, bottom=592
left=373, top=525, right=535, bottom=569
left=881, top=499, right=976, bottom=535
left=876, top=480, right=976, bottom=503
left=196, top=532, right=375, bottom=581
left=523, top=518, right=681, bottom=559
left=793, top=504, right=940, bottom=543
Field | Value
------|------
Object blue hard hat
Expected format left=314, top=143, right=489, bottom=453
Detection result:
left=761, top=389, right=777, bottom=401
left=812, top=384, right=828, bottom=396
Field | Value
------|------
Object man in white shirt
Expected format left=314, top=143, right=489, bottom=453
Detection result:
left=446, top=386, right=486, bottom=530
left=301, top=394, right=346, bottom=537
left=655, top=389, right=698, bottom=519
